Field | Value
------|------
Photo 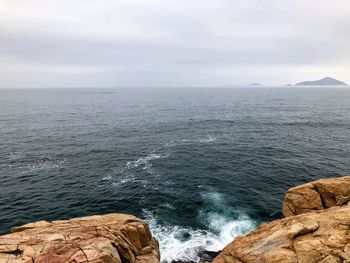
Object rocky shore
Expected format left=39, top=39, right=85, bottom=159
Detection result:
left=0, top=176, right=349, bottom=263
left=213, top=176, right=350, bottom=263
left=0, top=214, right=160, bottom=263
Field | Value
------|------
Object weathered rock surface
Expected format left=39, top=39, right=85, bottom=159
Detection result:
left=213, top=176, right=350, bottom=263
left=0, top=214, right=160, bottom=263
left=283, top=176, right=350, bottom=217
left=213, top=205, right=350, bottom=263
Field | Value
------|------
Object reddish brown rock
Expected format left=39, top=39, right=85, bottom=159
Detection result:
left=0, top=214, right=160, bottom=263
left=213, top=176, right=350, bottom=263
left=213, top=205, right=350, bottom=263
left=283, top=176, right=350, bottom=217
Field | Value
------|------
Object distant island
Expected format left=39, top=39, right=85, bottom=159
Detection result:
left=295, top=77, right=347, bottom=86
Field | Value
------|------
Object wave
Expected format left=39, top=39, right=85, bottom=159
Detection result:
left=171, top=136, right=218, bottom=145
left=103, top=152, right=165, bottom=188
left=20, top=159, right=65, bottom=175
left=103, top=135, right=218, bottom=187
left=102, top=175, right=112, bottom=181
left=143, top=192, right=256, bottom=263
left=9, top=151, right=23, bottom=160
left=126, top=153, right=162, bottom=169
left=198, top=136, right=217, bottom=143
left=159, top=202, right=175, bottom=210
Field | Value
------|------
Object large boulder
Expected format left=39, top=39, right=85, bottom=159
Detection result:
left=213, top=205, right=350, bottom=263
left=0, top=214, right=160, bottom=263
left=283, top=176, right=350, bottom=217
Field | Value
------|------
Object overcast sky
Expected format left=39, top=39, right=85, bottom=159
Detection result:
left=0, top=0, right=349, bottom=87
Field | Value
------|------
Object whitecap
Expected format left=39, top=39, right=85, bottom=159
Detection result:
left=110, top=175, right=137, bottom=187
left=126, top=153, right=162, bottom=169
left=21, top=159, right=65, bottom=174
left=101, top=151, right=166, bottom=188
left=198, top=136, right=217, bottom=143
left=102, top=175, right=112, bottom=181
left=160, top=203, right=175, bottom=210
left=167, top=136, right=218, bottom=146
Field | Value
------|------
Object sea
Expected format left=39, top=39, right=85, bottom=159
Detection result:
left=1, top=87, right=350, bottom=262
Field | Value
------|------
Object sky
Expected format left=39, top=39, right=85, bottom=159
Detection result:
left=0, top=0, right=349, bottom=87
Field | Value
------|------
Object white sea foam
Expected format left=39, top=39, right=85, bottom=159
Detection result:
left=105, top=136, right=218, bottom=187
left=164, top=135, right=218, bottom=148
left=110, top=174, right=137, bottom=187
left=9, top=151, right=23, bottom=160
left=198, top=136, right=217, bottom=143
left=102, top=175, right=112, bottom=181
left=174, top=136, right=218, bottom=145
left=126, top=152, right=165, bottom=177
left=126, top=153, right=162, bottom=169
left=21, top=159, right=65, bottom=174
left=143, top=192, right=256, bottom=263
left=160, top=203, right=175, bottom=210
left=106, top=152, right=165, bottom=187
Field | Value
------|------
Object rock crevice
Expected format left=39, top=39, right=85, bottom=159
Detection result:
left=283, top=176, right=350, bottom=217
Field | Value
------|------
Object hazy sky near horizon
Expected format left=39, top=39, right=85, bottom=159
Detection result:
left=0, top=0, right=349, bottom=87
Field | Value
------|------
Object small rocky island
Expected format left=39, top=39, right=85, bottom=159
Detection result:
left=0, top=176, right=350, bottom=262
left=295, top=77, right=347, bottom=86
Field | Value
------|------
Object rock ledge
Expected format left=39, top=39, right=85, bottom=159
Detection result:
left=283, top=176, right=350, bottom=217
left=0, top=214, right=160, bottom=263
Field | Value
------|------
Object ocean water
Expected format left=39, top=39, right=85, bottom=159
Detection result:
left=1, top=87, right=350, bottom=262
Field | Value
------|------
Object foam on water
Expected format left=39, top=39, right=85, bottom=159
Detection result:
left=198, top=136, right=217, bottom=143
left=126, top=153, right=162, bottom=169
left=21, top=159, right=65, bottom=174
left=167, top=136, right=218, bottom=146
left=102, top=175, right=112, bottom=181
left=9, top=151, right=23, bottom=160
left=102, top=151, right=165, bottom=187
left=103, top=136, right=218, bottom=187
left=143, top=192, right=256, bottom=263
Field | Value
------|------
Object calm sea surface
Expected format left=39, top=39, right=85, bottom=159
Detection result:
left=1, top=87, right=350, bottom=261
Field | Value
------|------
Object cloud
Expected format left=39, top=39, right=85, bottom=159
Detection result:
left=0, top=0, right=349, bottom=87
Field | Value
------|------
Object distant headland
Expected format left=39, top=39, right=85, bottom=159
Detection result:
left=295, top=77, right=347, bottom=86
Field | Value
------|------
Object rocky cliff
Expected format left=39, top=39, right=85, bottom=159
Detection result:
left=0, top=214, right=160, bottom=263
left=213, top=176, right=350, bottom=263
